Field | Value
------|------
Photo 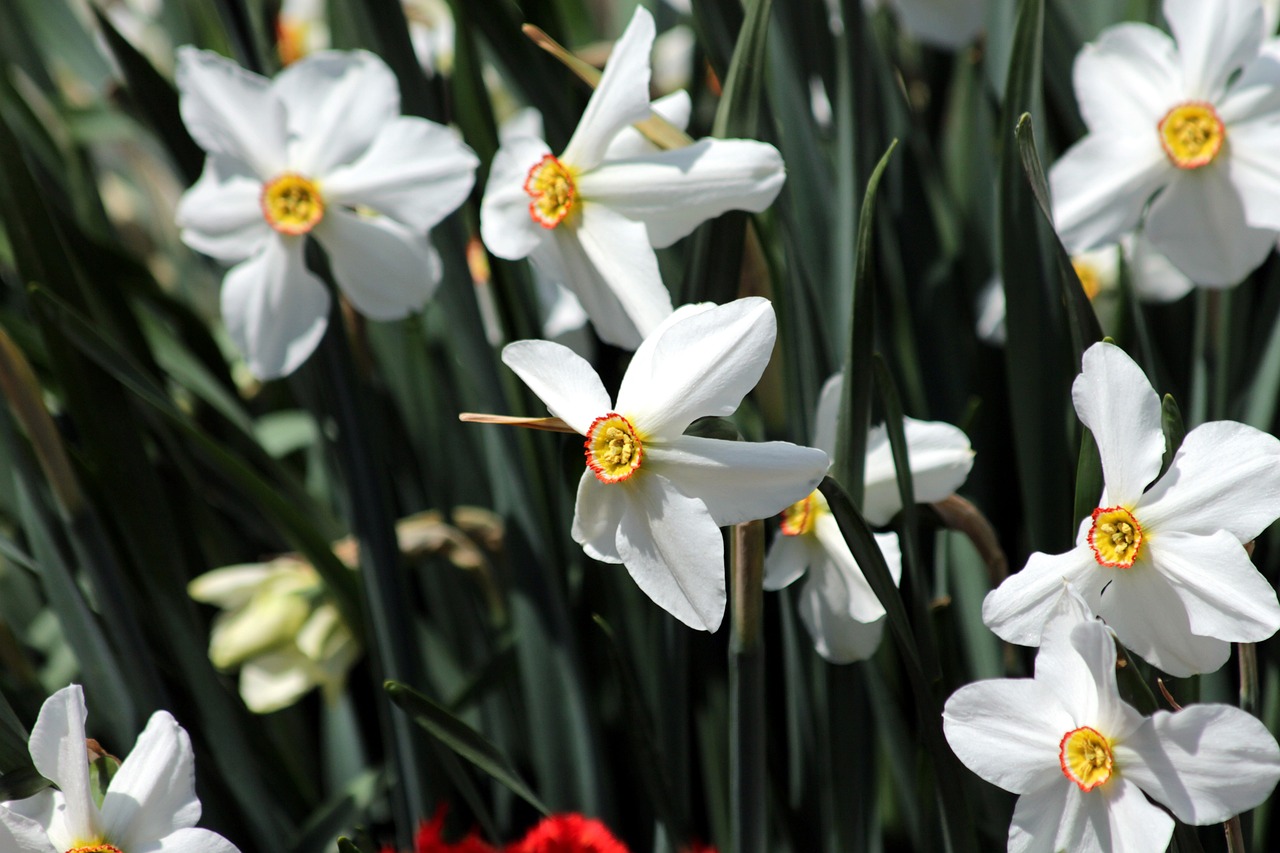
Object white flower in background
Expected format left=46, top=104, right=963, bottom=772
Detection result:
left=501, top=298, right=829, bottom=631
left=764, top=374, right=974, bottom=663
left=480, top=7, right=786, bottom=350
left=944, top=605, right=1280, bottom=853
left=976, top=234, right=1194, bottom=345
left=175, top=47, right=478, bottom=379
left=0, top=685, right=239, bottom=853
left=189, top=556, right=358, bottom=714
left=1050, top=0, right=1280, bottom=286
left=983, top=341, right=1280, bottom=676
left=866, top=0, right=986, bottom=49
left=277, top=0, right=454, bottom=74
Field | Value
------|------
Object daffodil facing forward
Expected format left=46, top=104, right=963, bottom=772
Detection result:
left=498, top=298, right=828, bottom=631
left=480, top=7, right=786, bottom=349
left=945, top=600, right=1280, bottom=852
left=764, top=374, right=974, bottom=662
left=175, top=47, right=478, bottom=378
left=1050, top=0, right=1280, bottom=285
left=0, top=685, right=240, bottom=853
left=983, top=341, right=1280, bottom=675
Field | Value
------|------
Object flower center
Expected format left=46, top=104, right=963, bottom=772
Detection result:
left=781, top=491, right=822, bottom=536
left=261, top=173, right=326, bottom=235
left=524, top=154, right=577, bottom=228
left=1072, top=258, right=1101, bottom=301
left=584, top=413, right=643, bottom=483
left=67, top=845, right=124, bottom=853
left=1158, top=102, right=1225, bottom=170
left=1059, top=726, right=1114, bottom=792
left=1088, top=506, right=1144, bottom=568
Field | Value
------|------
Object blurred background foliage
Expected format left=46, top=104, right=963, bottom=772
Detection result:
left=0, top=0, right=1277, bottom=850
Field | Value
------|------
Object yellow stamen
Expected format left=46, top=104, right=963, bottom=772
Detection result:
left=261, top=173, right=326, bottom=235
left=67, top=844, right=124, bottom=853
left=1059, top=726, right=1115, bottom=792
left=584, top=413, right=643, bottom=483
left=524, top=154, right=577, bottom=228
left=780, top=492, right=819, bottom=537
left=1158, top=102, right=1225, bottom=170
left=1072, top=259, right=1101, bottom=301
left=1088, top=506, right=1144, bottom=568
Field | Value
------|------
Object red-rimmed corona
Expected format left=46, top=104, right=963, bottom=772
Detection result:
left=584, top=413, right=643, bottom=484
left=260, top=172, right=326, bottom=235
left=524, top=154, right=577, bottom=229
left=1157, top=101, right=1225, bottom=170
left=1059, top=725, right=1114, bottom=792
left=779, top=492, right=819, bottom=537
left=67, top=846, right=125, bottom=853
left=1088, top=506, right=1144, bottom=568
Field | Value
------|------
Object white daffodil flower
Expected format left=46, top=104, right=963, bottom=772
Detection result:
left=189, top=556, right=358, bottom=714
left=480, top=7, right=786, bottom=350
left=866, top=0, right=986, bottom=49
left=175, top=47, right=478, bottom=379
left=1049, top=0, right=1280, bottom=286
left=0, top=685, right=240, bottom=853
left=983, top=341, right=1280, bottom=676
left=944, top=606, right=1280, bottom=853
left=764, top=374, right=974, bottom=662
left=501, top=297, right=828, bottom=631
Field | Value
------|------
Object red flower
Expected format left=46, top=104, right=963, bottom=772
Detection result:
left=383, top=804, right=496, bottom=853
left=506, top=814, right=629, bottom=853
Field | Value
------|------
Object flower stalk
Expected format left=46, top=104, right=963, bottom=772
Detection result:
left=730, top=519, right=765, bottom=853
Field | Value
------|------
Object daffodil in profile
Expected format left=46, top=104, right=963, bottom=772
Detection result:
left=500, top=297, right=828, bottom=631
left=480, top=7, right=786, bottom=349
left=0, top=685, right=239, bottom=853
left=1050, top=0, right=1280, bottom=285
left=764, top=373, right=974, bottom=662
left=945, top=600, right=1280, bottom=852
left=175, top=47, right=478, bottom=379
left=983, top=340, right=1280, bottom=676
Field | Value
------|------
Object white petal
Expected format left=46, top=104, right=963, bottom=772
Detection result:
left=615, top=472, right=727, bottom=632
left=1007, top=784, right=1069, bottom=853
left=175, top=47, right=285, bottom=178
left=761, top=532, right=814, bottom=591
left=884, top=0, right=984, bottom=48
left=646, top=435, right=828, bottom=527
left=811, top=517, right=900, bottom=621
left=1144, top=166, right=1277, bottom=286
left=152, top=826, right=242, bottom=853
left=479, top=135, right=553, bottom=261
left=1071, top=24, right=1180, bottom=133
left=1118, top=704, right=1280, bottom=824
left=796, top=561, right=888, bottom=663
left=861, top=417, right=974, bottom=526
left=1070, top=341, right=1165, bottom=507
left=560, top=8, right=655, bottom=171
left=1061, top=777, right=1174, bottom=853
left=572, top=471, right=628, bottom=563
left=321, top=118, right=478, bottom=232
left=101, top=712, right=201, bottom=848
left=975, top=277, right=1008, bottom=345
left=942, top=679, right=1069, bottom=794
left=1223, top=119, right=1280, bottom=233
left=1046, top=621, right=1144, bottom=738
left=1120, top=232, right=1194, bottom=303
left=811, top=373, right=843, bottom=455
left=1146, top=530, right=1280, bottom=643
left=0, top=807, right=56, bottom=853
left=1099, top=563, right=1230, bottom=676
left=176, top=157, right=271, bottom=264
left=576, top=138, right=785, bottom=248
left=27, top=685, right=100, bottom=843
left=601, top=90, right=693, bottom=160
left=500, top=339, right=611, bottom=434
left=1138, top=420, right=1280, bottom=541
left=1216, top=50, right=1280, bottom=125
left=220, top=238, right=331, bottom=380
left=1049, top=132, right=1168, bottom=254
left=982, top=546, right=1099, bottom=647
left=271, top=50, right=400, bottom=175
left=616, top=296, right=774, bottom=437
left=528, top=231, right=641, bottom=349
left=238, top=650, right=317, bottom=713
left=535, top=276, right=589, bottom=340
left=186, top=565, right=275, bottom=609
left=498, top=107, right=544, bottom=144
left=571, top=203, right=674, bottom=345
left=313, top=210, right=439, bottom=320
left=1165, top=0, right=1264, bottom=100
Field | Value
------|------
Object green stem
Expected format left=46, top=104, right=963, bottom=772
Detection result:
left=730, top=520, right=766, bottom=853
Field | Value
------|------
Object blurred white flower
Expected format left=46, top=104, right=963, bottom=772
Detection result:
left=175, top=47, right=478, bottom=378
left=0, top=685, right=239, bottom=853
left=277, top=0, right=453, bottom=74
left=867, top=0, right=986, bottom=49
left=189, top=556, right=358, bottom=714
left=764, top=373, right=974, bottom=663
left=945, top=608, right=1280, bottom=852
left=501, top=298, right=829, bottom=632
left=480, top=7, right=786, bottom=349
left=983, top=341, right=1280, bottom=676
left=1050, top=0, right=1280, bottom=286
left=976, top=234, right=1194, bottom=345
